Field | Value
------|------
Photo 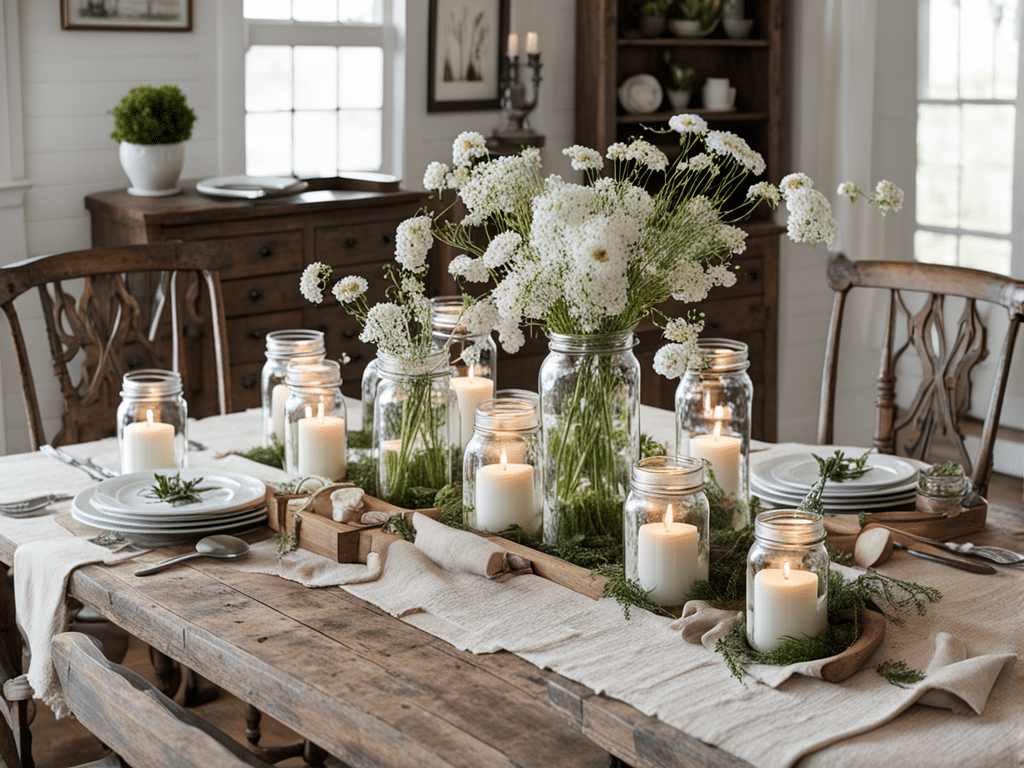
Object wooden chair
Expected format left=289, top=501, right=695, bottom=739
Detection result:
left=51, top=632, right=273, bottom=768
left=0, top=240, right=233, bottom=449
left=818, top=253, right=1024, bottom=498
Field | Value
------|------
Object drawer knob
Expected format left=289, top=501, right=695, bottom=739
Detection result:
left=342, top=328, right=356, bottom=339
left=247, top=329, right=265, bottom=341
left=381, top=234, right=392, bottom=245
left=258, top=246, right=274, bottom=260
left=707, top=318, right=721, bottom=331
left=241, top=374, right=258, bottom=390
left=746, top=269, right=760, bottom=283
left=127, top=356, right=143, bottom=370
left=344, top=237, right=359, bottom=249
left=249, top=290, right=263, bottom=303
left=349, top=352, right=363, bottom=364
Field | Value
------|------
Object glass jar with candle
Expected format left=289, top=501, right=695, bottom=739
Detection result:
left=431, top=296, right=498, bottom=451
left=374, top=351, right=457, bottom=506
left=283, top=359, right=347, bottom=481
left=463, top=397, right=543, bottom=539
left=675, top=338, right=753, bottom=525
left=117, top=369, right=187, bottom=473
left=624, top=456, right=709, bottom=609
left=746, top=509, right=829, bottom=654
left=261, top=329, right=326, bottom=447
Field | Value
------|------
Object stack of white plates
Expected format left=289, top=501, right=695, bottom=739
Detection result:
left=72, top=468, right=267, bottom=546
left=750, top=446, right=928, bottom=514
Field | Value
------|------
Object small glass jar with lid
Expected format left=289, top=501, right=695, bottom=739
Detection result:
left=431, top=296, right=498, bottom=450
left=746, top=509, right=829, bottom=653
left=117, top=369, right=187, bottom=473
left=463, top=397, right=543, bottom=539
left=261, top=329, right=326, bottom=447
left=916, top=463, right=969, bottom=515
left=624, top=456, right=710, bottom=609
left=675, top=338, right=753, bottom=525
left=283, top=358, right=347, bottom=481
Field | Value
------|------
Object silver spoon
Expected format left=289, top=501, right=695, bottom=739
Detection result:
left=133, top=535, right=250, bottom=576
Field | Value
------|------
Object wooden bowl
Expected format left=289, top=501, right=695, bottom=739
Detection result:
left=820, top=608, right=886, bottom=682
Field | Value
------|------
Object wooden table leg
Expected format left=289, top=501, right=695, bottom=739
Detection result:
left=0, top=566, right=31, bottom=768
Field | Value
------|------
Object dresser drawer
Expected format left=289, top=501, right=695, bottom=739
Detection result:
left=230, top=361, right=263, bottom=412
left=211, top=231, right=303, bottom=280
left=706, top=255, right=766, bottom=301
left=700, top=295, right=767, bottom=336
left=315, top=219, right=404, bottom=267
left=227, top=310, right=305, bottom=365
left=222, top=273, right=305, bottom=318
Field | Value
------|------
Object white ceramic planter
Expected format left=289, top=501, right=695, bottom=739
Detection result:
left=118, top=141, right=185, bottom=197
left=667, top=89, right=691, bottom=109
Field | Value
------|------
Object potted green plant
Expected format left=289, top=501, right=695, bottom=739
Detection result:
left=666, top=63, right=696, bottom=109
left=668, top=0, right=724, bottom=37
left=638, top=0, right=671, bottom=37
left=109, top=84, right=197, bottom=197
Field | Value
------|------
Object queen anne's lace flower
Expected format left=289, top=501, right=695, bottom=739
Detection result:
left=837, top=181, right=860, bottom=200
left=624, top=140, right=668, bottom=171
left=706, top=131, right=765, bottom=175
left=448, top=255, right=489, bottom=283
left=706, top=263, right=738, bottom=288
left=452, top=131, right=488, bottom=167
left=606, top=142, right=629, bottom=160
left=718, top=225, right=747, bottom=256
left=685, top=153, right=717, bottom=174
left=780, top=172, right=814, bottom=200
left=331, top=275, right=368, bottom=304
left=785, top=187, right=837, bottom=246
left=482, top=231, right=522, bottom=268
left=653, top=339, right=701, bottom=379
left=360, top=302, right=413, bottom=357
left=873, top=180, right=904, bottom=214
left=669, top=114, right=708, bottom=135
left=563, top=145, right=604, bottom=171
left=422, top=161, right=449, bottom=191
left=747, top=182, right=780, bottom=207
left=395, top=216, right=433, bottom=273
left=300, top=262, right=331, bottom=304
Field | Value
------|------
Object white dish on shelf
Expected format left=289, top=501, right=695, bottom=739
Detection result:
left=196, top=175, right=308, bottom=200
left=618, top=74, right=664, bottom=115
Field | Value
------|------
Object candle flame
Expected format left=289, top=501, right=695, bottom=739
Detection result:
left=713, top=405, right=726, bottom=420
left=305, top=405, right=313, bottom=419
left=713, top=420, right=722, bottom=440
left=317, top=402, right=325, bottom=421
left=145, top=409, right=154, bottom=427
left=783, top=560, right=791, bottom=580
left=500, top=447, right=508, bottom=472
left=663, top=503, right=674, bottom=532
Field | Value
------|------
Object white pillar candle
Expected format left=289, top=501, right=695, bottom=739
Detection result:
left=475, top=449, right=535, bottom=533
left=271, top=384, right=290, bottom=441
left=507, top=32, right=519, bottom=56
left=525, top=31, right=540, bottom=54
left=750, top=562, right=826, bottom=653
left=689, top=422, right=741, bottom=499
left=297, top=403, right=346, bottom=480
left=451, top=369, right=494, bottom=450
left=637, top=504, right=705, bottom=607
left=122, top=409, right=176, bottom=473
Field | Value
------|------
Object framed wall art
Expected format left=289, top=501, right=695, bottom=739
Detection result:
left=61, top=0, right=193, bottom=31
left=428, top=0, right=510, bottom=112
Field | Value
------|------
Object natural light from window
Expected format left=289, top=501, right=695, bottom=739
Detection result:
left=243, top=1, right=386, bottom=177
left=916, top=0, right=1017, bottom=275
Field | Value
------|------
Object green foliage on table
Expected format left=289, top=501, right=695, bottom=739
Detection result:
left=273, top=528, right=299, bottom=562
left=347, top=429, right=373, bottom=450
left=144, top=472, right=214, bottom=506
left=593, top=563, right=667, bottom=620
left=875, top=660, right=926, bottom=687
left=239, top=434, right=285, bottom=470
left=109, top=84, right=196, bottom=145
left=639, top=433, right=668, bottom=459
left=382, top=513, right=416, bottom=542
left=924, top=460, right=962, bottom=477
left=812, top=449, right=872, bottom=482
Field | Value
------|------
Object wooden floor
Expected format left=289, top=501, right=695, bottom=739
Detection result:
left=24, top=472, right=1024, bottom=768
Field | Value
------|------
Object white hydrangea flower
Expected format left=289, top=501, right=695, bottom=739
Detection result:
left=668, top=114, right=708, bottom=135
left=747, top=181, right=781, bottom=207
left=300, top=262, right=331, bottom=304
left=562, top=144, right=604, bottom=171
left=837, top=181, right=860, bottom=200
left=873, top=180, right=904, bottom=214
left=395, top=216, right=433, bottom=273
left=331, top=275, right=368, bottom=304
left=448, top=255, right=489, bottom=283
left=705, top=131, right=765, bottom=175
left=422, top=161, right=449, bottom=191
left=706, top=263, right=738, bottom=288
left=452, top=131, right=488, bottom=167
left=785, top=187, right=838, bottom=246
left=482, top=231, right=522, bottom=268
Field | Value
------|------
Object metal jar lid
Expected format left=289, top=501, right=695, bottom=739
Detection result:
left=266, top=329, right=326, bottom=359
left=693, top=338, right=749, bottom=373
left=120, top=369, right=182, bottom=399
left=753, top=509, right=825, bottom=546
left=285, top=358, right=341, bottom=388
left=630, top=455, right=705, bottom=494
left=474, top=397, right=538, bottom=432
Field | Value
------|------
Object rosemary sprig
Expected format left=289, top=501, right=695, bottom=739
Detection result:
left=875, top=659, right=926, bottom=687
left=812, top=449, right=872, bottom=482
left=144, top=472, right=215, bottom=506
left=924, top=460, right=962, bottom=477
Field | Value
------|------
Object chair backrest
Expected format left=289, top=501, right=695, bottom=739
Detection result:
left=0, top=241, right=233, bottom=449
left=52, top=632, right=273, bottom=768
left=818, top=253, right=1024, bottom=497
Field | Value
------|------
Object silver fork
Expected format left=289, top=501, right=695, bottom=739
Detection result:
left=0, top=494, right=72, bottom=516
left=942, top=541, right=1024, bottom=566
left=39, top=444, right=116, bottom=481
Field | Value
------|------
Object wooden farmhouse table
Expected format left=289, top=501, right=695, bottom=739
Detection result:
left=0, top=404, right=1021, bottom=768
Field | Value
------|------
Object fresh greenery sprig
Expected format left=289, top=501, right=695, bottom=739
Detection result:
left=382, top=513, right=416, bottom=542
left=924, top=461, right=962, bottom=477
left=273, top=528, right=299, bottom=562
left=144, top=472, right=215, bottom=506
left=875, top=660, right=926, bottom=687
left=239, top=434, right=285, bottom=470
left=593, top=563, right=670, bottom=620
left=812, top=449, right=872, bottom=482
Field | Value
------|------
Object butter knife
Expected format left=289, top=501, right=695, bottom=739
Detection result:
left=39, top=444, right=116, bottom=481
left=892, top=541, right=996, bottom=574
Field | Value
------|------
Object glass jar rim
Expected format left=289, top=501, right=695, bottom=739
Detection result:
left=285, top=358, right=342, bottom=388
left=377, top=349, right=451, bottom=379
left=547, top=330, right=638, bottom=354
left=474, top=397, right=538, bottom=432
left=266, top=329, right=326, bottom=358
left=120, top=369, right=182, bottom=398
left=689, top=338, right=749, bottom=373
left=430, top=296, right=477, bottom=337
left=630, top=455, right=705, bottom=493
left=754, top=509, right=825, bottom=546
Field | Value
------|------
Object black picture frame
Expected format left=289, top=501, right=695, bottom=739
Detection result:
left=428, top=0, right=510, bottom=113
left=61, top=0, right=193, bottom=31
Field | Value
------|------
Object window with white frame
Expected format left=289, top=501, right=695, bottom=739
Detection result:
left=243, top=0, right=393, bottom=177
left=916, top=0, right=1019, bottom=276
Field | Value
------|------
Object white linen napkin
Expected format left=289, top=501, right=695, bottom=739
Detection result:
left=231, top=539, right=382, bottom=588
left=14, top=537, right=141, bottom=718
left=412, top=512, right=532, bottom=580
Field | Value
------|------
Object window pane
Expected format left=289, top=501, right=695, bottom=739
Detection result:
left=915, top=231, right=958, bottom=266
left=959, top=1, right=1017, bottom=99
left=247, top=112, right=293, bottom=175
left=294, top=0, right=337, bottom=22
left=925, top=0, right=959, bottom=99
left=916, top=164, right=959, bottom=228
left=246, top=46, right=293, bottom=112
left=338, top=109, right=381, bottom=171
left=244, top=0, right=289, bottom=20
left=339, top=47, right=383, bottom=108
left=295, top=47, right=338, bottom=110
left=294, top=111, right=339, bottom=177
left=339, top=0, right=378, bottom=23
left=917, top=104, right=960, bottom=166
left=959, top=235, right=1012, bottom=273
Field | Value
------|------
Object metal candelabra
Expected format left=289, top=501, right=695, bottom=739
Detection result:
left=497, top=52, right=542, bottom=138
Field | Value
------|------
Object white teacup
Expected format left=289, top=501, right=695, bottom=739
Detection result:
left=703, top=77, right=731, bottom=110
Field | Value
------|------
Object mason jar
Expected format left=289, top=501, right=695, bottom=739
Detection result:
left=675, top=338, right=753, bottom=524
left=539, top=330, right=640, bottom=549
left=261, top=329, right=326, bottom=447
left=373, top=351, right=457, bottom=506
left=463, top=397, right=542, bottom=538
left=917, top=463, right=969, bottom=516
left=431, top=296, right=498, bottom=450
left=360, top=357, right=380, bottom=439
left=117, top=369, right=187, bottom=473
left=624, top=456, right=710, bottom=609
left=283, top=359, right=347, bottom=481
left=746, top=509, right=829, bottom=653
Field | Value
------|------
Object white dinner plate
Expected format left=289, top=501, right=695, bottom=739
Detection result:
left=750, top=471, right=919, bottom=501
left=751, top=447, right=924, bottom=494
left=750, top=482, right=916, bottom=512
left=93, top=469, right=267, bottom=517
left=195, top=175, right=309, bottom=200
left=73, top=486, right=267, bottom=534
left=618, top=74, right=664, bottom=115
